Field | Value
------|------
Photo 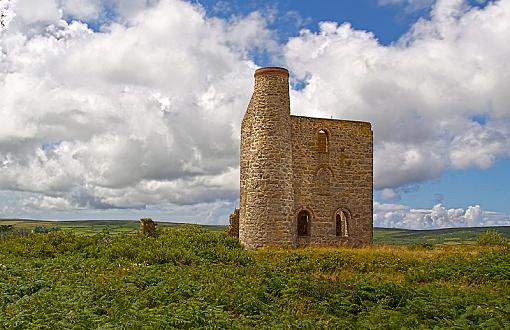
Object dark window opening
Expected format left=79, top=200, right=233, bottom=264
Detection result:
left=318, top=129, right=328, bottom=153
left=335, top=209, right=350, bottom=237
left=297, top=210, right=311, bottom=236
left=336, top=214, right=342, bottom=236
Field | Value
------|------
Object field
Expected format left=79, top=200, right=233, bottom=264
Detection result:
left=3, top=219, right=510, bottom=243
left=374, top=226, right=510, bottom=245
left=0, top=219, right=226, bottom=235
left=1, top=220, right=509, bottom=329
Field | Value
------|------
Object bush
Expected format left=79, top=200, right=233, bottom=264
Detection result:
left=408, top=243, right=434, bottom=250
left=0, top=225, right=14, bottom=232
left=477, top=230, right=508, bottom=246
left=0, top=227, right=30, bottom=242
left=33, top=226, right=60, bottom=233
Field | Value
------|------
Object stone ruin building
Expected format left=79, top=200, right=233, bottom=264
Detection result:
left=139, top=218, right=157, bottom=237
left=230, top=67, right=373, bottom=250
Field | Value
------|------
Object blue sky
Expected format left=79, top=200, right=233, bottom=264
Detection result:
left=398, top=158, right=510, bottom=213
left=198, top=0, right=493, bottom=44
left=199, top=0, right=430, bottom=45
left=0, top=0, right=509, bottom=228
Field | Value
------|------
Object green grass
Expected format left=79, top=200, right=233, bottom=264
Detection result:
left=1, top=225, right=509, bottom=329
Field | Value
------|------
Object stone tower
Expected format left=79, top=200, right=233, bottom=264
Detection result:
left=239, top=67, right=294, bottom=249
left=237, top=67, right=373, bottom=250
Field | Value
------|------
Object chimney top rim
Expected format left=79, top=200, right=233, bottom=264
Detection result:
left=254, top=67, right=289, bottom=77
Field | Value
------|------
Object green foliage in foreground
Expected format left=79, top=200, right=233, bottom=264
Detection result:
left=477, top=230, right=509, bottom=246
left=1, top=227, right=509, bottom=329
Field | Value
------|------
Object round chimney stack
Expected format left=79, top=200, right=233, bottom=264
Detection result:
left=239, top=67, right=294, bottom=249
left=254, top=67, right=289, bottom=77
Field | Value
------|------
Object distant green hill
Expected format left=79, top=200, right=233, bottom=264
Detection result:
left=0, top=219, right=226, bottom=236
left=374, top=226, right=510, bottom=245
left=2, top=218, right=509, bottom=245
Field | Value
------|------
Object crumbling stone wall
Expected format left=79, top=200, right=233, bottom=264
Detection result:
left=139, top=218, right=157, bottom=237
left=228, top=208, right=239, bottom=238
left=239, top=67, right=373, bottom=249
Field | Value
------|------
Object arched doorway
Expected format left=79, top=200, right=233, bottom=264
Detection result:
left=335, top=209, right=350, bottom=237
left=297, top=210, right=311, bottom=236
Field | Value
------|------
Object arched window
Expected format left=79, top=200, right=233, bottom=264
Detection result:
left=335, top=209, right=350, bottom=237
left=297, top=210, right=311, bottom=236
left=318, top=129, right=328, bottom=153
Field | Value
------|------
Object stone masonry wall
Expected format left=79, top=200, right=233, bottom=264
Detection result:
left=290, top=116, right=373, bottom=246
left=239, top=67, right=294, bottom=250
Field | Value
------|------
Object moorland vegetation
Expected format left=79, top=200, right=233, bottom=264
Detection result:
left=1, top=225, right=509, bottom=329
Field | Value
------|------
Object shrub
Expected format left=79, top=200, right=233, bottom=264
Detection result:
left=408, top=243, right=434, bottom=250
left=477, top=230, right=508, bottom=246
left=33, top=226, right=60, bottom=233
left=0, top=224, right=14, bottom=232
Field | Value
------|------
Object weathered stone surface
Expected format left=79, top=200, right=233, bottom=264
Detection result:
left=228, top=208, right=240, bottom=238
left=239, top=67, right=373, bottom=249
left=139, top=218, right=157, bottom=237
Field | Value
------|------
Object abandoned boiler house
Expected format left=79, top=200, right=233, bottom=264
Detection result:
left=232, top=67, right=373, bottom=250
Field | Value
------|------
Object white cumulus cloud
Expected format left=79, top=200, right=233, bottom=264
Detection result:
left=1, top=0, right=509, bottom=226
left=0, top=0, right=270, bottom=217
left=285, top=0, right=510, bottom=190
left=374, top=202, right=510, bottom=228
